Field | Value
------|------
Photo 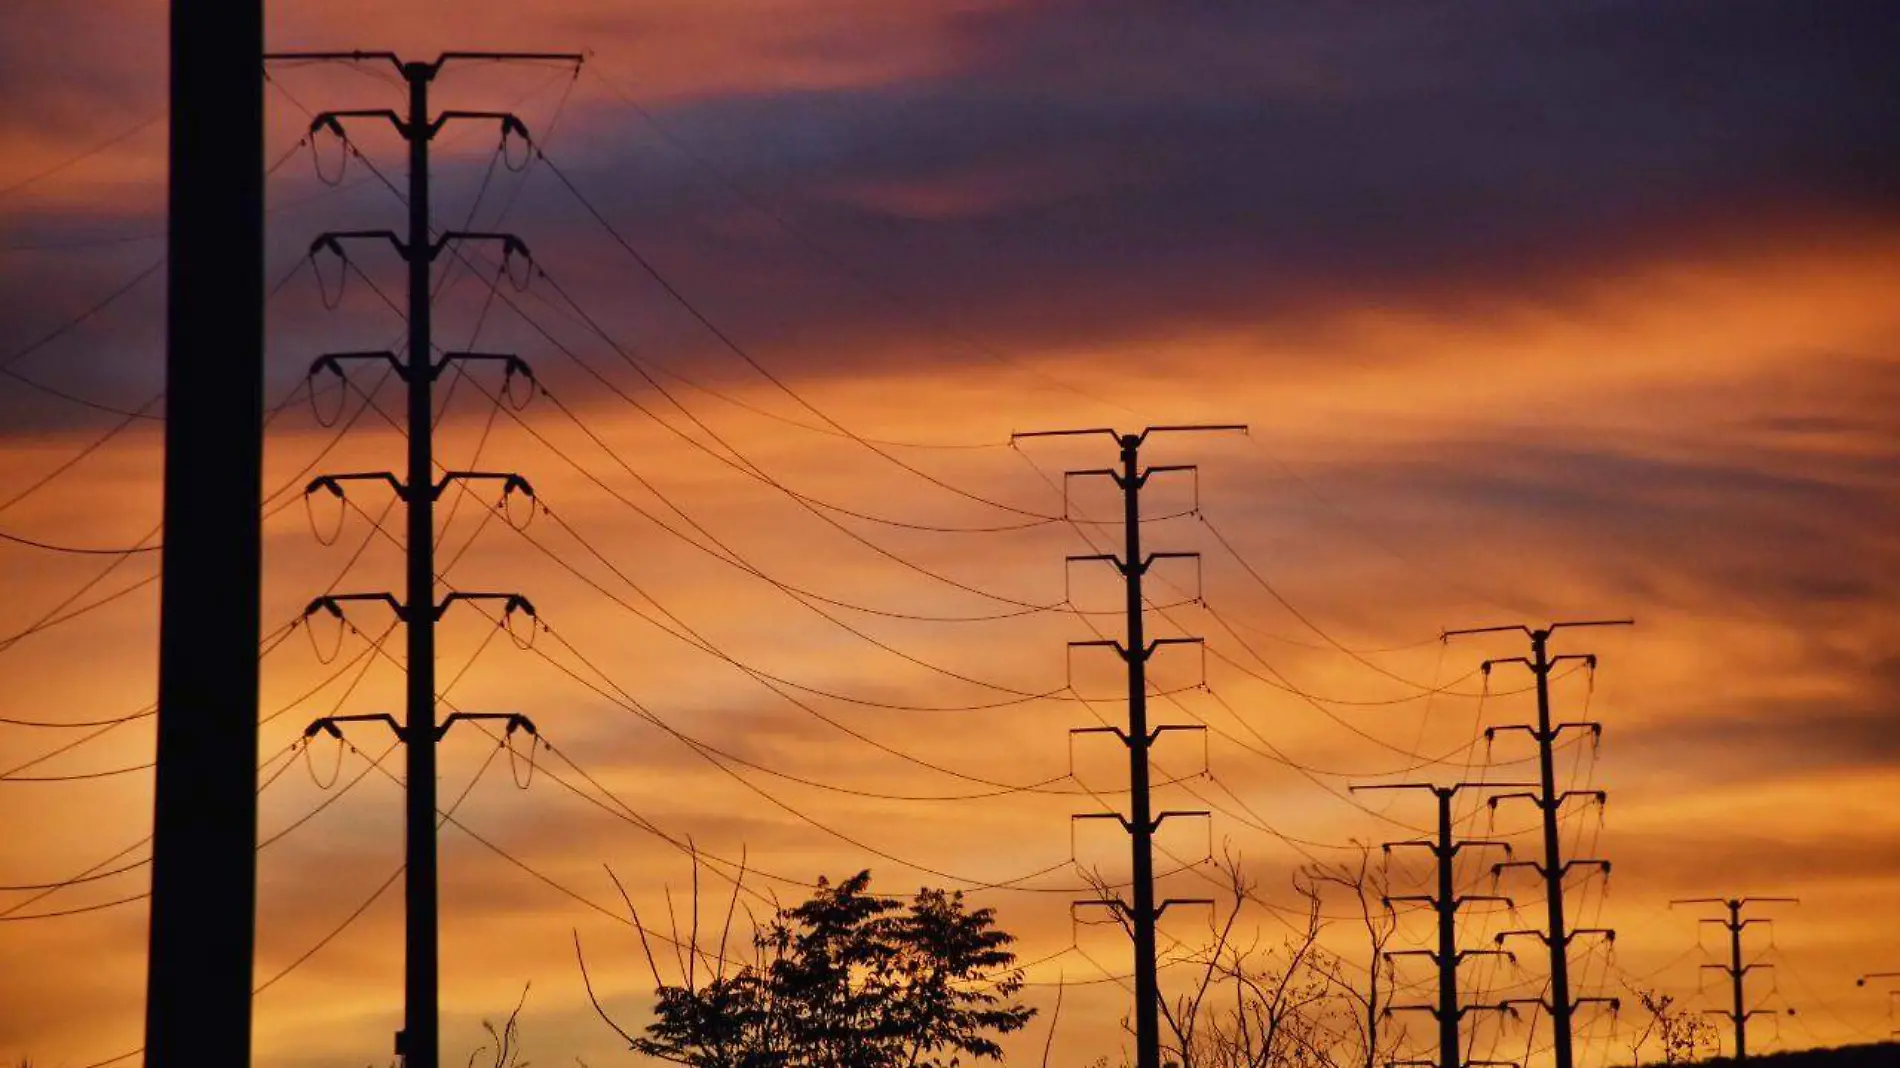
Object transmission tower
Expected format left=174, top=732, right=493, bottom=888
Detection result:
left=264, top=49, right=580, bottom=1068
left=1357, top=782, right=1532, bottom=1068
left=1015, top=424, right=1243, bottom=1068
left=1673, top=897, right=1798, bottom=1060
left=1443, top=620, right=1629, bottom=1068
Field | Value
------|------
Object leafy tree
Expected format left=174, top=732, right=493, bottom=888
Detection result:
left=591, top=870, right=1034, bottom=1068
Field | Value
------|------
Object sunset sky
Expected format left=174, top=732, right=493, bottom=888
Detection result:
left=3, top=3, right=1898, bottom=1067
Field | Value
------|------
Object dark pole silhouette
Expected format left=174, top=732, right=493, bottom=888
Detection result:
left=263, top=50, right=579, bottom=1068
left=1444, top=620, right=1630, bottom=1068
left=1359, top=782, right=1532, bottom=1068
left=146, top=3, right=264, bottom=1067
left=1016, top=424, right=1243, bottom=1068
left=1672, top=897, right=1798, bottom=1060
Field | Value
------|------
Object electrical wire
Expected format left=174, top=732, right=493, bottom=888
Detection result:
left=583, top=65, right=1137, bottom=425
left=0, top=112, right=165, bottom=202
left=531, top=148, right=1073, bottom=520
left=324, top=307, right=1075, bottom=701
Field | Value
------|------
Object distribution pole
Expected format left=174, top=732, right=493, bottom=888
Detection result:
left=1672, top=897, right=1797, bottom=1060
left=1444, top=620, right=1630, bottom=1068
left=265, top=49, right=579, bottom=1068
left=1015, top=424, right=1244, bottom=1068
left=1358, top=783, right=1532, bottom=1068
left=146, top=3, right=264, bottom=1067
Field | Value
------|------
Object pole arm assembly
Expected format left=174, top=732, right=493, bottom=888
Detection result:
left=1444, top=619, right=1631, bottom=1068
left=432, top=472, right=535, bottom=502
left=266, top=50, right=585, bottom=77
left=1358, top=780, right=1538, bottom=1068
left=268, top=48, right=574, bottom=1068
left=1021, top=424, right=1241, bottom=1068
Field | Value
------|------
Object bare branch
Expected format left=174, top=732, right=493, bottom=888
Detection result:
left=573, top=930, right=636, bottom=1049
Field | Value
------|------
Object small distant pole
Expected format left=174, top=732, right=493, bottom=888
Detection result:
left=1671, top=896, right=1799, bottom=1060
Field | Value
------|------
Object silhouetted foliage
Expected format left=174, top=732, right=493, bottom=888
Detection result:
left=589, top=870, right=1033, bottom=1067
left=1623, top=984, right=1718, bottom=1065
left=468, top=983, right=532, bottom=1068
left=1080, top=844, right=1400, bottom=1068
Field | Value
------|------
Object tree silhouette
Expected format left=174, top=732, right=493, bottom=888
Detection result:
left=589, top=870, right=1033, bottom=1068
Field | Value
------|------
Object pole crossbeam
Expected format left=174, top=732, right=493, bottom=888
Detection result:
left=1361, top=782, right=1532, bottom=1068
left=1019, top=426, right=1243, bottom=1068
left=279, top=48, right=572, bottom=1068
left=1671, top=897, right=1798, bottom=1060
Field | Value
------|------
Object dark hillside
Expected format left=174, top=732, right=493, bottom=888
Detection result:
left=1673, top=1043, right=1899, bottom=1068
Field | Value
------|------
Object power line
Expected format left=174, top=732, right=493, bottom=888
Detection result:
left=338, top=582, right=1142, bottom=901
left=581, top=66, right=1138, bottom=422
left=0, top=112, right=166, bottom=202
left=324, top=175, right=1078, bottom=625
left=531, top=145, right=1072, bottom=521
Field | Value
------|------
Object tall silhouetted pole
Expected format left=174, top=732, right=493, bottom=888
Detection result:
left=1359, top=782, right=1531, bottom=1068
left=1444, top=620, right=1630, bottom=1068
left=1673, top=897, right=1797, bottom=1060
left=1016, top=425, right=1243, bottom=1068
left=264, top=49, right=579, bottom=1068
left=147, top=3, right=264, bottom=1067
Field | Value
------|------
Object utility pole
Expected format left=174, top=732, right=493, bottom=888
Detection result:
left=1856, top=972, right=1900, bottom=1038
left=1444, top=620, right=1631, bottom=1068
left=1673, top=897, right=1798, bottom=1060
left=1357, top=782, right=1532, bottom=1068
left=147, top=4, right=263, bottom=1068
left=1015, top=424, right=1244, bottom=1068
left=264, top=50, right=580, bottom=1068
